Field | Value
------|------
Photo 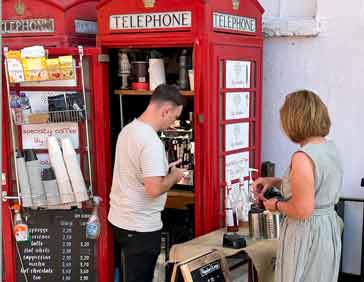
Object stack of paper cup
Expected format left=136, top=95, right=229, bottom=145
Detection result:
left=16, top=150, right=33, bottom=207
left=61, top=138, right=89, bottom=202
left=149, top=58, right=166, bottom=91
left=42, top=167, right=62, bottom=206
left=47, top=136, right=75, bottom=203
left=24, top=149, right=47, bottom=207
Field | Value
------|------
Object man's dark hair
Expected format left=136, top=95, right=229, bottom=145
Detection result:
left=150, top=84, right=186, bottom=106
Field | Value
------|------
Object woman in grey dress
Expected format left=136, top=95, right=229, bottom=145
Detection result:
left=253, top=90, right=343, bottom=282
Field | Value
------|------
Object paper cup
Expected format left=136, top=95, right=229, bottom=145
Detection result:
left=188, top=70, right=194, bottom=91
left=149, top=59, right=166, bottom=91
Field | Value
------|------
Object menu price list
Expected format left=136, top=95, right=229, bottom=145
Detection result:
left=16, top=210, right=96, bottom=282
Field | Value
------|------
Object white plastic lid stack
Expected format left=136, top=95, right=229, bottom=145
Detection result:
left=47, top=136, right=75, bottom=203
left=61, top=138, right=89, bottom=203
left=20, top=46, right=46, bottom=59
left=149, top=58, right=166, bottom=91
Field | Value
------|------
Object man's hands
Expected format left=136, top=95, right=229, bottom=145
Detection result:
left=169, top=159, right=186, bottom=183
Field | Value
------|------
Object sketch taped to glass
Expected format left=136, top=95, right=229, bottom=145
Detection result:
left=225, top=60, right=250, bottom=89
left=226, top=92, right=249, bottom=120
left=225, top=123, right=249, bottom=151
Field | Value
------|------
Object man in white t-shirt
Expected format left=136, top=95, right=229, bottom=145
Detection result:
left=108, top=84, right=186, bottom=282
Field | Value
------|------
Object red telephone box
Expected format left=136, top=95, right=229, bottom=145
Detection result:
left=2, top=0, right=98, bottom=48
left=96, top=0, right=264, bottom=239
left=2, top=1, right=113, bottom=282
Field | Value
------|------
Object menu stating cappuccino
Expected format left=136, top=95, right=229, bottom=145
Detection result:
left=16, top=210, right=96, bottom=282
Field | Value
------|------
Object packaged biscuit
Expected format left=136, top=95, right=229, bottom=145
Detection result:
left=5, top=50, right=25, bottom=83
left=59, top=56, right=75, bottom=80
left=22, top=57, right=48, bottom=81
left=46, top=58, right=62, bottom=80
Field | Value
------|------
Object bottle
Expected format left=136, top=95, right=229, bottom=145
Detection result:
left=248, top=168, right=260, bottom=208
left=10, top=91, right=22, bottom=124
left=178, top=49, right=189, bottom=90
left=225, top=181, right=239, bottom=233
left=86, top=196, right=102, bottom=239
left=247, top=168, right=265, bottom=239
left=237, top=177, right=246, bottom=223
left=19, top=92, right=32, bottom=124
left=13, top=204, right=30, bottom=242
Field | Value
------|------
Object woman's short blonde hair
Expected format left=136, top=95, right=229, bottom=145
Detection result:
left=279, top=90, right=331, bottom=143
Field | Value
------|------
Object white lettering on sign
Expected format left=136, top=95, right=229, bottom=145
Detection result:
left=1, top=18, right=55, bottom=34
left=213, top=12, right=256, bottom=33
left=109, top=11, right=192, bottom=31
left=22, top=123, right=79, bottom=149
left=75, top=20, right=97, bottom=34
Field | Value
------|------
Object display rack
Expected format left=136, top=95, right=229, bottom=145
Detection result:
left=114, top=89, right=194, bottom=96
left=3, top=46, right=94, bottom=205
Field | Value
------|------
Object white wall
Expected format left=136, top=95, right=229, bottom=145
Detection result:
left=259, top=0, right=364, bottom=275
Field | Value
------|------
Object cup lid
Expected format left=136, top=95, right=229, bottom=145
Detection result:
left=24, top=149, right=38, bottom=162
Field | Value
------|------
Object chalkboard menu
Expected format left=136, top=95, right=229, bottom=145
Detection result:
left=171, top=250, right=231, bottom=282
left=16, top=209, right=96, bottom=282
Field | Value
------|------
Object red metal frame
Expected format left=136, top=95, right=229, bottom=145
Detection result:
left=2, top=47, right=113, bottom=282
left=2, top=68, right=17, bottom=282
left=215, top=47, right=263, bottom=227
left=3, top=0, right=98, bottom=48
left=2, top=1, right=104, bottom=280
left=96, top=0, right=264, bottom=238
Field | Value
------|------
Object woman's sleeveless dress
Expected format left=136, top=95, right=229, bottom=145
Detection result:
left=275, top=140, right=344, bottom=282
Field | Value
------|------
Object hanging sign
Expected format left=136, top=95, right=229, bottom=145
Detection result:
left=109, top=11, right=192, bottom=31
left=75, top=20, right=97, bottom=34
left=22, top=123, right=79, bottom=150
left=1, top=18, right=55, bottom=34
left=213, top=12, right=256, bottom=33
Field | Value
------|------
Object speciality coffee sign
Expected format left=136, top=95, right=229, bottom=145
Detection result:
left=1, top=18, right=54, bottom=34
left=213, top=12, right=256, bottom=33
left=22, top=123, right=79, bottom=150
left=109, top=11, right=192, bottom=31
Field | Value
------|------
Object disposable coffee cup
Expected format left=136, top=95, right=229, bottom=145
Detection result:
left=188, top=70, right=194, bottom=91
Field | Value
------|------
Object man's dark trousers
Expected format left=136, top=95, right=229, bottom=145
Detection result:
left=112, top=225, right=161, bottom=282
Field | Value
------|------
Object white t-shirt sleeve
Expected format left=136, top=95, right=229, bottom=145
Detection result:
left=140, top=141, right=167, bottom=178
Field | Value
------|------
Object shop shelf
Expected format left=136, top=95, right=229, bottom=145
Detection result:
left=114, top=89, right=194, bottom=96
left=13, top=109, right=85, bottom=125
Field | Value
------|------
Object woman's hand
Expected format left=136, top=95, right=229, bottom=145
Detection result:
left=252, top=177, right=282, bottom=201
left=263, top=198, right=279, bottom=212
